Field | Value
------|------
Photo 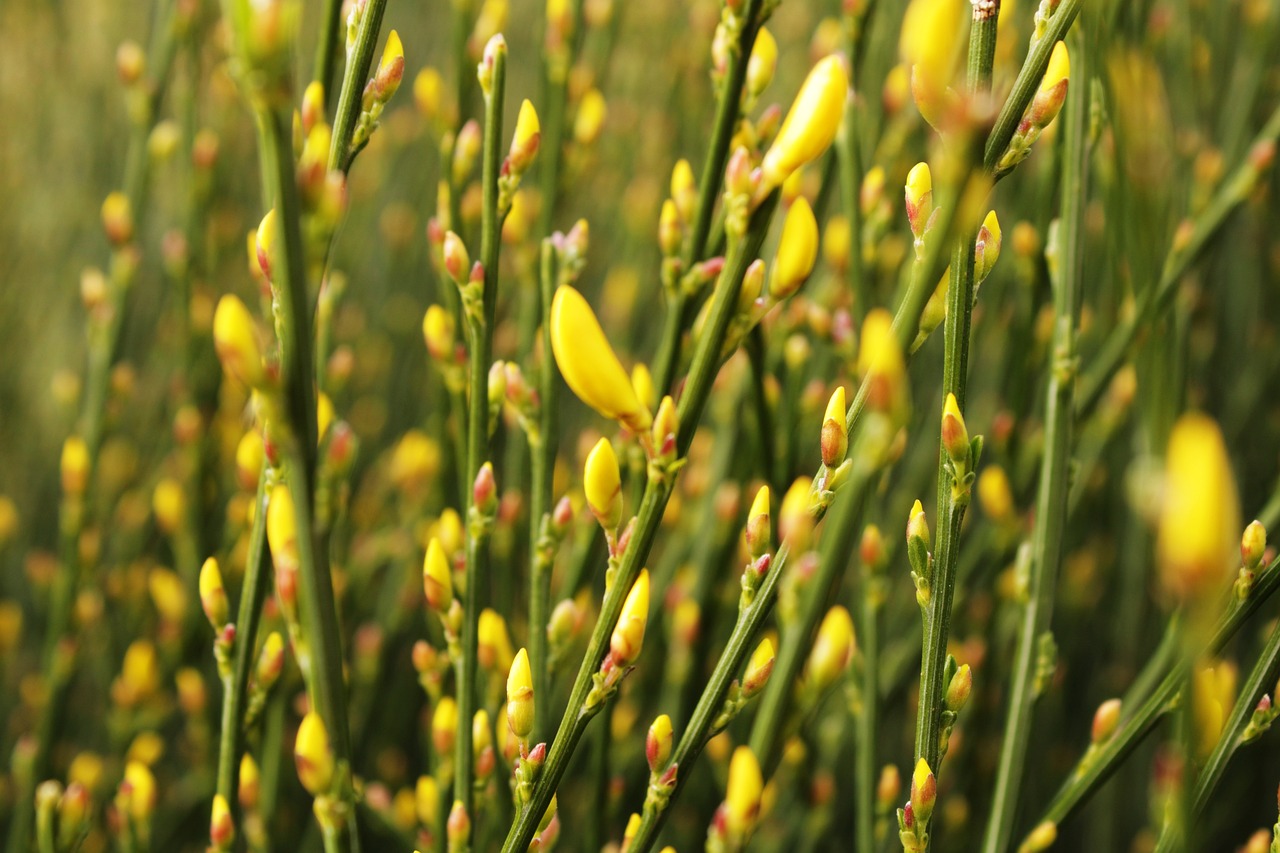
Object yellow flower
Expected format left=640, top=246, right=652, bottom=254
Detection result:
left=760, top=56, right=849, bottom=190
left=723, top=746, right=763, bottom=838
left=610, top=570, right=650, bottom=666
left=213, top=295, right=265, bottom=388
left=1158, top=413, right=1239, bottom=602
left=506, top=647, right=535, bottom=741
left=806, top=606, right=855, bottom=690
left=423, top=537, right=453, bottom=613
left=822, top=385, right=848, bottom=467
left=509, top=99, right=541, bottom=173
left=550, top=285, right=652, bottom=433
left=584, top=437, right=623, bottom=532
left=294, top=711, right=335, bottom=796
left=199, top=557, right=229, bottom=630
left=770, top=197, right=819, bottom=299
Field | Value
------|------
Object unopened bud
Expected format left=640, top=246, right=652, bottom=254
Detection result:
left=646, top=714, right=673, bottom=772
left=821, top=386, right=848, bottom=467
left=1091, top=698, right=1122, bottom=743
left=1242, top=520, right=1267, bottom=571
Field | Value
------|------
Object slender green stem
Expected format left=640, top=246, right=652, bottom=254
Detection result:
left=527, top=241, right=560, bottom=744
left=744, top=327, right=777, bottom=488
left=454, top=47, right=506, bottom=838
left=256, top=105, right=358, bottom=850
left=912, top=0, right=1001, bottom=791
left=313, top=0, right=344, bottom=104
left=214, top=474, right=273, bottom=812
left=856, top=570, right=882, bottom=853
left=652, top=0, right=764, bottom=395
left=1075, top=101, right=1280, bottom=419
left=981, top=32, right=1089, bottom=853
left=328, top=0, right=390, bottom=172
left=1027, top=553, right=1280, bottom=838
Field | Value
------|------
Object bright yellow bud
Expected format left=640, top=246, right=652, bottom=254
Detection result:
left=584, top=437, right=623, bottom=531
left=121, top=640, right=159, bottom=701
left=213, top=295, right=265, bottom=388
left=760, top=56, right=849, bottom=190
left=235, top=430, right=265, bottom=491
left=778, top=476, right=814, bottom=551
left=210, top=792, right=235, bottom=847
left=122, top=761, right=156, bottom=822
left=746, top=26, right=778, bottom=97
left=978, top=465, right=1014, bottom=523
left=822, top=385, right=848, bottom=468
left=857, top=308, right=907, bottom=418
left=509, top=99, right=541, bottom=173
left=255, top=209, right=278, bottom=281
left=806, top=605, right=855, bottom=690
left=423, top=538, right=454, bottom=612
left=479, top=608, right=515, bottom=673
left=745, top=485, right=771, bottom=558
left=742, top=636, right=776, bottom=696
left=910, top=757, right=937, bottom=825
left=770, top=197, right=819, bottom=299
left=415, top=776, right=439, bottom=827
left=506, top=647, right=535, bottom=741
left=975, top=209, right=1003, bottom=283
left=239, top=754, right=261, bottom=809
left=724, top=746, right=764, bottom=838
left=146, top=568, right=186, bottom=624
left=266, top=484, right=298, bottom=574
left=1192, top=661, right=1238, bottom=759
left=61, top=436, right=89, bottom=496
left=1158, top=413, right=1239, bottom=603
left=905, top=162, right=933, bottom=243
left=101, top=191, right=134, bottom=245
left=199, top=557, right=229, bottom=630
left=646, top=714, right=673, bottom=771
left=574, top=88, right=606, bottom=146
left=1021, top=821, right=1059, bottom=853
left=1041, top=40, right=1070, bottom=93
left=316, top=392, right=334, bottom=442
left=900, top=0, right=964, bottom=127
left=671, top=158, right=696, bottom=222
left=631, top=363, right=655, bottom=410
left=550, top=285, right=652, bottom=433
left=420, top=305, right=452, bottom=362
left=295, top=711, right=335, bottom=796
left=610, top=569, right=650, bottom=666
left=433, top=697, right=459, bottom=755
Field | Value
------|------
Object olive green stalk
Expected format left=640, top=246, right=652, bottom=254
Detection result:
left=328, top=0, right=390, bottom=172
left=981, top=33, right=1090, bottom=853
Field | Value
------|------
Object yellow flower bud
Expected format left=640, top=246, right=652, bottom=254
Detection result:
left=910, top=757, right=936, bottom=826
left=415, top=775, right=439, bottom=827
left=235, top=430, right=265, bottom=491
left=1158, top=413, right=1239, bottom=603
left=61, top=436, right=89, bottom=496
left=746, top=26, right=777, bottom=98
left=239, top=753, right=260, bottom=809
left=760, top=56, right=849, bottom=191
left=610, top=569, right=650, bottom=666
left=433, top=697, right=459, bottom=755
left=479, top=608, right=515, bottom=673
left=742, top=636, right=776, bottom=697
left=975, top=210, right=1003, bottom=284
left=977, top=465, right=1014, bottom=523
left=1192, top=661, right=1237, bottom=759
left=152, top=478, right=184, bottom=535
left=940, top=393, right=970, bottom=466
left=671, top=158, right=697, bottom=222
left=584, top=437, right=623, bottom=532
left=1020, top=820, right=1058, bottom=853
left=770, top=197, right=819, bottom=300
left=213, top=295, right=265, bottom=388
left=1042, top=40, right=1070, bottom=93
left=101, top=191, right=134, bottom=246
left=1028, top=41, right=1070, bottom=128
left=778, top=476, right=814, bottom=551
left=745, top=485, right=771, bottom=558
left=266, top=484, right=299, bottom=574
left=723, top=746, right=763, bottom=838
left=121, top=761, right=156, bottom=822
left=295, top=711, right=335, bottom=796
left=147, top=568, right=186, bottom=624
left=121, top=640, right=159, bottom=702
left=646, top=714, right=673, bottom=772
left=900, top=0, right=964, bottom=127
left=509, top=99, right=541, bottom=174
left=857, top=308, right=907, bottom=418
left=631, top=363, right=655, bottom=410
left=376, top=30, right=405, bottom=102
left=806, top=605, right=855, bottom=690
left=255, top=209, right=278, bottom=281
left=199, top=557, right=229, bottom=630
left=210, top=792, right=235, bottom=847
left=821, top=385, right=848, bottom=468
left=905, top=161, right=933, bottom=243
left=574, top=88, right=606, bottom=146
left=506, top=647, right=535, bottom=741
left=550, top=285, right=652, bottom=433
left=423, top=538, right=454, bottom=613
left=316, top=392, right=335, bottom=442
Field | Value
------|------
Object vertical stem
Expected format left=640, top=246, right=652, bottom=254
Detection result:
left=313, top=0, right=343, bottom=104
left=214, top=475, right=273, bottom=809
left=912, top=0, right=999, bottom=785
left=980, top=33, right=1088, bottom=853
left=257, top=105, right=357, bottom=849
left=527, top=242, right=560, bottom=742
left=455, top=45, right=506, bottom=836
left=856, top=575, right=881, bottom=853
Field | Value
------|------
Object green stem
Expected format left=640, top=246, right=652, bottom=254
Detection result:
left=313, top=0, right=343, bottom=104
left=981, top=32, right=1089, bottom=853
left=1074, top=101, right=1280, bottom=419
left=652, top=0, right=764, bottom=395
left=527, top=242, right=560, bottom=744
left=214, top=473, right=273, bottom=817
left=454, top=46, right=506, bottom=837
left=500, top=192, right=780, bottom=853
left=856, top=573, right=882, bottom=853
left=256, top=104, right=357, bottom=850
left=912, top=0, right=1000, bottom=788
left=328, top=0, right=390, bottom=172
